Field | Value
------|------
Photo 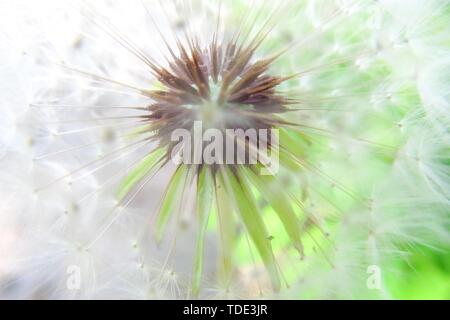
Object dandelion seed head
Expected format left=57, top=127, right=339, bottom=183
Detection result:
left=1, top=0, right=449, bottom=299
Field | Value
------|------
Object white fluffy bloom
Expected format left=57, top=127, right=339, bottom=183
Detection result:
left=0, top=0, right=448, bottom=299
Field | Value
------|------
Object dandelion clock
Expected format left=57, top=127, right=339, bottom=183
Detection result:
left=0, top=0, right=449, bottom=300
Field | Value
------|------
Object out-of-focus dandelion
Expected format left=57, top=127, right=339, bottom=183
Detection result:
left=0, top=0, right=449, bottom=299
